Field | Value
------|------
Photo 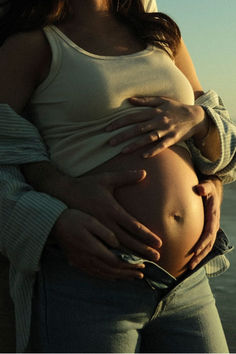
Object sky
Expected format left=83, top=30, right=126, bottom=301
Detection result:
left=156, top=0, right=236, bottom=121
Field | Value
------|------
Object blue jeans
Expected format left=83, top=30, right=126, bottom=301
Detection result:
left=30, top=245, right=229, bottom=353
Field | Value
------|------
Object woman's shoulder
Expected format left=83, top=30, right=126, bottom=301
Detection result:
left=1, top=29, right=49, bottom=54
left=0, top=29, right=51, bottom=87
left=0, top=30, right=52, bottom=112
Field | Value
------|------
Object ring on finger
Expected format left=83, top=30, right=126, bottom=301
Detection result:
left=150, top=130, right=160, bottom=141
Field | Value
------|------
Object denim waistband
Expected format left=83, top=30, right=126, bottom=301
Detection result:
left=45, top=227, right=233, bottom=292
left=112, top=250, right=177, bottom=291
left=112, top=227, right=233, bottom=291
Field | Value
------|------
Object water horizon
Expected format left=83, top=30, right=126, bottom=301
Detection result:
left=210, top=182, right=236, bottom=352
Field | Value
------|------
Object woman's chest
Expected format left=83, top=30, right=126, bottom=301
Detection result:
left=31, top=46, right=194, bottom=126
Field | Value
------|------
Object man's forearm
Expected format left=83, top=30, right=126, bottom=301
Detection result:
left=188, top=90, right=236, bottom=184
left=21, top=161, right=75, bottom=207
left=193, top=110, right=221, bottom=162
left=0, top=165, right=67, bottom=273
left=0, top=104, right=49, bottom=165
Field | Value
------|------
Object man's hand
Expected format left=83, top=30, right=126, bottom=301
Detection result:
left=63, top=169, right=162, bottom=262
left=23, top=162, right=162, bottom=263
left=189, top=176, right=222, bottom=269
left=51, top=209, right=146, bottom=280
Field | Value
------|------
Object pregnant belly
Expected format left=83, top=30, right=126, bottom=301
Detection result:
left=89, top=145, right=204, bottom=277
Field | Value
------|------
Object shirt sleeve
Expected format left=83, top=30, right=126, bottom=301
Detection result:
left=0, top=104, right=67, bottom=274
left=0, top=104, right=49, bottom=165
left=0, top=165, right=67, bottom=274
left=143, top=0, right=158, bottom=13
left=187, top=90, right=236, bottom=184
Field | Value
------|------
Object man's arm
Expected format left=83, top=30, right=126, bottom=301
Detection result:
left=188, top=90, right=236, bottom=184
left=174, top=39, right=236, bottom=183
left=0, top=165, right=67, bottom=274
left=0, top=31, right=68, bottom=273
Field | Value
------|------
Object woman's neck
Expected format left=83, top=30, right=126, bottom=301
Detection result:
left=57, top=0, right=145, bottom=57
left=68, top=0, right=111, bottom=26
left=70, top=0, right=110, bottom=12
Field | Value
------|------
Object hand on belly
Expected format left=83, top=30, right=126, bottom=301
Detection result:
left=94, top=145, right=204, bottom=277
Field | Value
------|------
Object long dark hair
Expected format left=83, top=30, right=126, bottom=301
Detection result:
left=0, top=0, right=181, bottom=56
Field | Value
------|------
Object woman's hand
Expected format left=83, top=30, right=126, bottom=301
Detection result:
left=51, top=209, right=145, bottom=280
left=189, top=176, right=222, bottom=269
left=106, top=96, right=208, bottom=158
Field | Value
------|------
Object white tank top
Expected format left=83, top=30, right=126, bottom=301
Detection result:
left=29, top=25, right=194, bottom=177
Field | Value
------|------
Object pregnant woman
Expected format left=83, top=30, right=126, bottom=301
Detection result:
left=0, top=0, right=235, bottom=352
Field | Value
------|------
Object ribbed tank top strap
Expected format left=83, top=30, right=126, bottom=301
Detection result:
left=34, top=26, right=62, bottom=95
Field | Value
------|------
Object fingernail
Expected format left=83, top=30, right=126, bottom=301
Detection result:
left=135, top=273, right=144, bottom=279
left=152, top=252, right=160, bottom=261
left=190, top=262, right=197, bottom=270
left=143, top=153, right=149, bottom=158
left=195, top=248, right=201, bottom=256
left=193, top=185, right=201, bottom=194
left=136, top=263, right=146, bottom=269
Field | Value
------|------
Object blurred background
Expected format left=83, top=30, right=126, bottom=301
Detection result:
left=156, top=0, right=236, bottom=122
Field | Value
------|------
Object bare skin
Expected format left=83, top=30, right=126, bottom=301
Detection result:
left=0, top=0, right=223, bottom=278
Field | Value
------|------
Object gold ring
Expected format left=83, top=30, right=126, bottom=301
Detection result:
left=155, top=131, right=160, bottom=140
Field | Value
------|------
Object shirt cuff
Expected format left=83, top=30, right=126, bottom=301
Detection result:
left=1, top=190, right=67, bottom=274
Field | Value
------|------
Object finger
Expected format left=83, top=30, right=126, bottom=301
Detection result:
left=129, top=96, right=165, bottom=107
left=109, top=121, right=158, bottom=146
left=71, top=257, right=118, bottom=280
left=189, top=215, right=218, bottom=269
left=189, top=242, right=214, bottom=270
left=79, top=229, right=126, bottom=268
left=142, top=133, right=177, bottom=158
left=90, top=257, right=145, bottom=280
left=193, top=200, right=218, bottom=255
left=117, top=210, right=163, bottom=249
left=194, top=181, right=213, bottom=196
left=70, top=255, right=145, bottom=280
left=105, top=169, right=147, bottom=188
left=190, top=208, right=218, bottom=270
left=192, top=229, right=215, bottom=258
left=82, top=229, right=150, bottom=270
left=105, top=110, right=153, bottom=131
left=121, top=130, right=163, bottom=154
left=72, top=252, right=146, bottom=271
left=88, top=217, right=120, bottom=248
left=109, top=222, right=161, bottom=262
left=109, top=126, right=142, bottom=146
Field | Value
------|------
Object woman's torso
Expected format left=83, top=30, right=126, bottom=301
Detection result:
left=28, top=25, right=194, bottom=177
left=28, top=23, right=204, bottom=277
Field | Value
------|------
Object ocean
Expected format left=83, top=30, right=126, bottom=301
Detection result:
left=210, top=182, right=236, bottom=352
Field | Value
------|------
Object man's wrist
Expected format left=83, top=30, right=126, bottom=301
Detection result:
left=49, top=208, right=70, bottom=244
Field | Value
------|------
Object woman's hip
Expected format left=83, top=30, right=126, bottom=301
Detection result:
left=30, top=244, right=227, bottom=353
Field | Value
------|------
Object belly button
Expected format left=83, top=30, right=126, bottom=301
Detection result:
left=172, top=212, right=184, bottom=223
left=174, top=214, right=181, bottom=222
